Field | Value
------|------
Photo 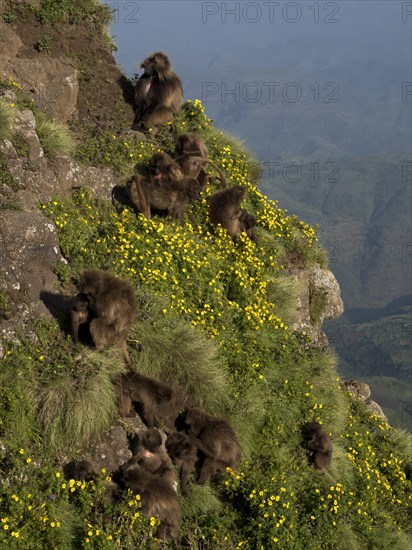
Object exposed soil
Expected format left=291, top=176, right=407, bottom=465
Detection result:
left=7, top=11, right=135, bottom=132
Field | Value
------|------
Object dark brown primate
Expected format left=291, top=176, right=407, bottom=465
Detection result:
left=148, top=152, right=185, bottom=183
left=148, top=150, right=224, bottom=194
left=127, top=151, right=199, bottom=222
left=303, top=421, right=332, bottom=470
left=207, top=185, right=246, bottom=238
left=177, top=407, right=242, bottom=485
left=175, top=133, right=209, bottom=190
left=71, top=293, right=90, bottom=344
left=175, top=133, right=227, bottom=189
left=122, top=463, right=182, bottom=540
left=165, top=431, right=215, bottom=494
left=63, top=460, right=96, bottom=482
left=117, top=371, right=173, bottom=429
left=132, top=52, right=183, bottom=131
left=239, top=209, right=257, bottom=241
left=126, top=172, right=201, bottom=223
left=78, top=270, right=136, bottom=367
left=165, top=432, right=197, bottom=494
left=124, top=428, right=176, bottom=487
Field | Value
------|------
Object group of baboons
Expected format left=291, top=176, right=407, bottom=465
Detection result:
left=66, top=52, right=332, bottom=541
left=126, top=51, right=257, bottom=239
left=70, top=266, right=331, bottom=540
left=70, top=270, right=243, bottom=540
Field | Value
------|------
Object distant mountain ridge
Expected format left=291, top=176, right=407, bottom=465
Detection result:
left=261, top=152, right=412, bottom=310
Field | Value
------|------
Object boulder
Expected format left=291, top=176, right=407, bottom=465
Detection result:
left=0, top=209, right=62, bottom=321
left=13, top=109, right=44, bottom=162
left=11, top=57, right=79, bottom=123
left=0, top=21, right=23, bottom=60
left=343, top=379, right=388, bottom=422
left=291, top=263, right=344, bottom=347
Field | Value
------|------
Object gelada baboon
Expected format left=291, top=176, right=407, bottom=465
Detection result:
left=166, top=431, right=215, bottom=494
left=78, top=270, right=136, bottom=366
left=123, top=463, right=182, bottom=540
left=207, top=185, right=246, bottom=238
left=126, top=169, right=201, bottom=223
left=132, top=52, right=183, bottom=131
left=303, top=421, right=332, bottom=470
left=124, top=428, right=176, bottom=487
left=71, top=293, right=90, bottom=344
left=148, top=150, right=224, bottom=197
left=175, top=133, right=208, bottom=190
left=239, top=209, right=257, bottom=241
left=175, top=133, right=227, bottom=189
left=177, top=407, right=242, bottom=485
left=117, top=371, right=172, bottom=429
left=165, top=432, right=197, bottom=494
left=63, top=460, right=96, bottom=482
left=149, top=152, right=184, bottom=183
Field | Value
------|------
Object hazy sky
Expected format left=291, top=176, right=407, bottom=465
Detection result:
left=105, top=1, right=410, bottom=77
left=104, top=0, right=411, bottom=159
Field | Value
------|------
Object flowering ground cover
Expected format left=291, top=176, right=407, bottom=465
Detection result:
left=0, top=95, right=411, bottom=548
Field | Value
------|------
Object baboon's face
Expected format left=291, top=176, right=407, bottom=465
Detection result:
left=177, top=135, right=202, bottom=157
left=177, top=136, right=192, bottom=156
left=72, top=293, right=89, bottom=312
left=141, top=429, right=163, bottom=453
left=233, top=187, right=246, bottom=202
left=141, top=54, right=169, bottom=77
left=150, top=153, right=168, bottom=178
left=141, top=57, right=156, bottom=76
left=149, top=153, right=182, bottom=181
left=79, top=280, right=98, bottom=300
left=184, top=408, right=205, bottom=436
left=240, top=212, right=256, bottom=230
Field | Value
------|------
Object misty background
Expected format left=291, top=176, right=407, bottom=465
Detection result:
left=104, top=0, right=412, bottom=429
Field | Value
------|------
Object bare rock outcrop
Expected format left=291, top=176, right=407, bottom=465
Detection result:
left=73, top=418, right=148, bottom=474
left=0, top=94, right=118, bottom=209
left=291, top=263, right=344, bottom=347
left=343, top=379, right=388, bottom=422
left=11, top=57, right=79, bottom=123
left=0, top=19, right=79, bottom=124
left=13, top=109, right=44, bottom=162
left=0, top=19, right=23, bottom=60
left=0, top=98, right=119, bottom=344
left=0, top=209, right=62, bottom=312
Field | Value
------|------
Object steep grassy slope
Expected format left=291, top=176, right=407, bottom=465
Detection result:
left=0, top=99, right=411, bottom=549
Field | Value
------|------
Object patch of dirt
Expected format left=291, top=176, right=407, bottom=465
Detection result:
left=7, top=14, right=134, bottom=132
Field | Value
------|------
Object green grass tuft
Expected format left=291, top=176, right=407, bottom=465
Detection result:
left=229, top=383, right=268, bottom=460
left=0, top=98, right=15, bottom=141
left=35, top=111, right=76, bottom=157
left=0, top=364, right=39, bottom=448
left=130, top=303, right=230, bottom=414
left=363, top=525, right=412, bottom=549
left=383, top=426, right=412, bottom=458
left=181, top=485, right=222, bottom=518
left=32, top=350, right=123, bottom=453
left=266, top=273, right=300, bottom=325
